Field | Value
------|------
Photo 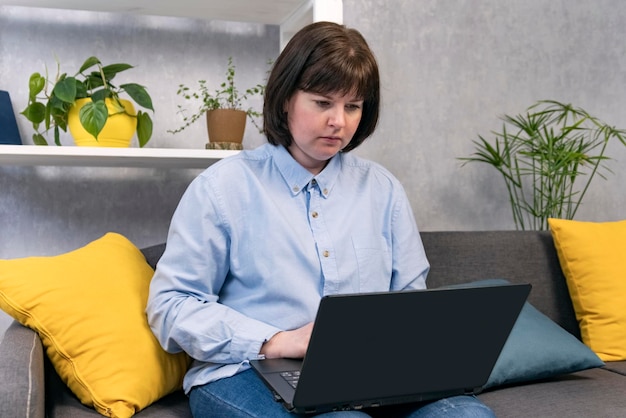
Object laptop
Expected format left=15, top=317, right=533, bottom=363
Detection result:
left=250, top=283, right=531, bottom=414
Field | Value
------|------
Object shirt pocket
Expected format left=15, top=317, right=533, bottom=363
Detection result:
left=352, top=236, right=392, bottom=292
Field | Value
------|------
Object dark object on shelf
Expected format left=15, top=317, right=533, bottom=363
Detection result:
left=0, top=90, right=22, bottom=145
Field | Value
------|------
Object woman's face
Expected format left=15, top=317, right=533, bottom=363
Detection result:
left=286, top=90, right=363, bottom=174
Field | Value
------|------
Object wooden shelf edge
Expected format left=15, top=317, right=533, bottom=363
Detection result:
left=0, top=145, right=240, bottom=169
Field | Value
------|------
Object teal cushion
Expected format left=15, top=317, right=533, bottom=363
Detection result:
left=441, top=279, right=604, bottom=389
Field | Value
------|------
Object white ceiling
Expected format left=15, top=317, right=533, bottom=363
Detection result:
left=0, top=0, right=309, bottom=25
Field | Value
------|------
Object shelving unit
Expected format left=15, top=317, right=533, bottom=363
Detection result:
left=0, top=145, right=239, bottom=169
left=0, top=0, right=343, bottom=54
left=0, top=0, right=343, bottom=168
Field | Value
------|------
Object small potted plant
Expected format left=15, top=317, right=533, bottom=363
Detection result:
left=21, top=56, right=154, bottom=147
left=169, top=57, right=266, bottom=149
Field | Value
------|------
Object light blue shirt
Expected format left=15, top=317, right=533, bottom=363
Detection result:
left=147, top=143, right=429, bottom=393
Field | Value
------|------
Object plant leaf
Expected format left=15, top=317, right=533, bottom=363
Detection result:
left=21, top=102, right=46, bottom=124
left=54, top=125, right=61, bottom=146
left=74, top=80, right=88, bottom=99
left=49, top=96, right=68, bottom=120
left=28, top=73, right=45, bottom=99
left=78, top=56, right=101, bottom=74
left=121, top=83, right=154, bottom=111
left=90, top=89, right=110, bottom=102
left=102, top=63, right=133, bottom=80
left=79, top=101, right=108, bottom=139
left=53, top=77, right=77, bottom=103
left=32, top=133, right=48, bottom=146
left=85, top=73, right=106, bottom=91
left=136, top=111, right=153, bottom=147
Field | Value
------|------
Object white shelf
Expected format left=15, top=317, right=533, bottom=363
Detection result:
left=0, top=0, right=343, bottom=49
left=0, top=145, right=239, bottom=169
left=0, top=0, right=307, bottom=24
left=0, top=0, right=342, bottom=169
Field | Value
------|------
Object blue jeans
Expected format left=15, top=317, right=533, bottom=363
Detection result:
left=189, top=369, right=496, bottom=418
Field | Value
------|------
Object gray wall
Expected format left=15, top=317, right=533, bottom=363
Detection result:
left=347, top=0, right=626, bottom=232
left=1, top=1, right=625, bottom=259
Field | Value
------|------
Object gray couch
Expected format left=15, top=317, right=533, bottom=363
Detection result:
left=1, top=231, right=625, bottom=417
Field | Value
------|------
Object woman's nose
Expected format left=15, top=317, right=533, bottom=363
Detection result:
left=328, top=106, right=346, bottom=128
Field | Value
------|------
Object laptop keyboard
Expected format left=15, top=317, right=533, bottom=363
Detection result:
left=280, top=371, right=300, bottom=388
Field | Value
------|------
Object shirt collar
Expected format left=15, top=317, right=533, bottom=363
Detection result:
left=273, top=145, right=341, bottom=198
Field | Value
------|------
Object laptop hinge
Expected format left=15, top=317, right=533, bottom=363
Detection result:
left=465, top=387, right=483, bottom=396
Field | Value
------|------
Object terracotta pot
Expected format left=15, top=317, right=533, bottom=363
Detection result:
left=206, top=109, right=246, bottom=148
left=68, top=98, right=136, bottom=147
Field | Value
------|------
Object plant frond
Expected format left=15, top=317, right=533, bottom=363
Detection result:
left=459, top=100, right=626, bottom=230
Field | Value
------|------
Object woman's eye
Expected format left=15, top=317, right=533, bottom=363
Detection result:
left=346, top=103, right=362, bottom=111
left=315, top=100, right=331, bottom=108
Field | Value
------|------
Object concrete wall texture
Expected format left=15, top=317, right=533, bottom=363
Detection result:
left=1, top=1, right=625, bottom=258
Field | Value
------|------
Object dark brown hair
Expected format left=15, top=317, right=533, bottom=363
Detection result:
left=263, top=21, right=380, bottom=152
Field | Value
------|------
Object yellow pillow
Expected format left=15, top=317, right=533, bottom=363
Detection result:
left=548, top=218, right=626, bottom=361
left=0, top=233, right=189, bottom=418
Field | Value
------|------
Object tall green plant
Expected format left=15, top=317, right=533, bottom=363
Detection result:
left=460, top=100, right=626, bottom=230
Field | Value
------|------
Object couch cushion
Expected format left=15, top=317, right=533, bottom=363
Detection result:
left=486, top=294, right=604, bottom=388
left=479, top=367, right=626, bottom=418
left=603, top=361, right=626, bottom=377
left=0, top=321, right=45, bottom=418
left=548, top=218, right=626, bottom=361
left=420, top=230, right=580, bottom=338
left=0, top=233, right=190, bottom=418
left=141, top=243, right=166, bottom=271
left=442, top=279, right=603, bottom=389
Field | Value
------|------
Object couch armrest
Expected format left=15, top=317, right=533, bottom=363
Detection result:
left=0, top=320, right=45, bottom=418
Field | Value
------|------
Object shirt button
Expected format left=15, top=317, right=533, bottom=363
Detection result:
left=323, top=188, right=328, bottom=195
left=311, top=211, right=319, bottom=218
left=323, top=250, right=330, bottom=257
left=293, top=186, right=300, bottom=192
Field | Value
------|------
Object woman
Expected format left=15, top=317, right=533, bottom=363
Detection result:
left=147, top=21, right=495, bottom=418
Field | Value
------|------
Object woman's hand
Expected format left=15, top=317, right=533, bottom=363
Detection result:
left=260, top=322, right=314, bottom=359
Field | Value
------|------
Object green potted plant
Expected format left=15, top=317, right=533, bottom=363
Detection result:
left=169, top=57, right=266, bottom=149
left=21, top=56, right=154, bottom=147
left=460, top=100, right=626, bottom=230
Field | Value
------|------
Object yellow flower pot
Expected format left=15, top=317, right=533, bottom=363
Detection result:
left=68, top=98, right=137, bottom=147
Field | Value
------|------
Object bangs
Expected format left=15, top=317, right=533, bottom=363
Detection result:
left=298, top=50, right=378, bottom=101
